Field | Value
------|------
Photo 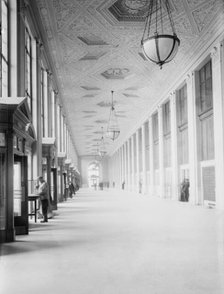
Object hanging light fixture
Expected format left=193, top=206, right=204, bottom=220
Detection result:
left=106, top=91, right=120, bottom=141
left=141, top=0, right=180, bottom=69
left=98, top=127, right=107, bottom=158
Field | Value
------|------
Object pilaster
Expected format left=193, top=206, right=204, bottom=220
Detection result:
left=149, top=116, right=154, bottom=196
left=141, top=124, right=146, bottom=194
left=158, top=106, right=165, bottom=198
left=136, top=129, right=140, bottom=193
left=170, top=92, right=179, bottom=200
left=211, top=43, right=224, bottom=209
left=186, top=73, right=198, bottom=205
left=131, top=135, right=135, bottom=191
left=127, top=139, right=131, bottom=191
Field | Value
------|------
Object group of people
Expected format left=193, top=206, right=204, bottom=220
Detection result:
left=36, top=177, right=79, bottom=223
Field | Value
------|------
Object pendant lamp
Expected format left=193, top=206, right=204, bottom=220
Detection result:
left=141, top=0, right=180, bottom=68
left=106, top=91, right=120, bottom=141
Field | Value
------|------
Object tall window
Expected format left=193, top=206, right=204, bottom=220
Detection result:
left=197, top=60, right=214, bottom=160
left=0, top=0, right=8, bottom=97
left=198, top=60, right=213, bottom=115
left=25, top=26, right=32, bottom=110
left=40, top=68, right=45, bottom=137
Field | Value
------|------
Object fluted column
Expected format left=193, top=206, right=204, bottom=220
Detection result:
left=9, top=0, right=18, bottom=97
left=158, top=106, right=165, bottom=198
left=43, top=70, right=48, bottom=137
left=136, top=129, right=140, bottom=193
left=141, top=124, right=146, bottom=194
left=131, top=135, right=135, bottom=191
left=211, top=44, right=224, bottom=209
left=127, top=139, right=131, bottom=190
left=186, top=73, right=198, bottom=205
left=119, top=148, right=122, bottom=188
left=170, top=92, right=179, bottom=200
left=121, top=144, right=125, bottom=187
left=124, top=142, right=128, bottom=189
left=148, top=116, right=154, bottom=196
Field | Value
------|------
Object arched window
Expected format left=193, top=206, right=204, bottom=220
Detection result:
left=88, top=162, right=99, bottom=188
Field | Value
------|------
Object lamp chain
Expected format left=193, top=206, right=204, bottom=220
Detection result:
left=165, top=0, right=176, bottom=34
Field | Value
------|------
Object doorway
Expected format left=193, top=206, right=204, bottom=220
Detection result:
left=88, top=162, right=99, bottom=189
left=14, top=155, right=28, bottom=235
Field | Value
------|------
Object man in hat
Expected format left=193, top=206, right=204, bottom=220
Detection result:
left=36, top=176, right=49, bottom=223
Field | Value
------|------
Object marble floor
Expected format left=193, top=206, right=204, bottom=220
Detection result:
left=0, top=188, right=224, bottom=294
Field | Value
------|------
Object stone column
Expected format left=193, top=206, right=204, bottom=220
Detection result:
left=186, top=73, right=198, bottom=205
left=9, top=0, right=18, bottom=97
left=43, top=70, right=48, bottom=137
left=148, top=116, right=154, bottom=196
left=170, top=92, right=179, bottom=200
left=131, top=135, right=135, bottom=191
left=136, top=129, right=140, bottom=193
left=127, top=139, right=131, bottom=191
left=119, top=148, right=122, bottom=188
left=211, top=44, right=224, bottom=210
left=124, top=142, right=127, bottom=189
left=158, top=106, right=165, bottom=198
left=141, top=124, right=146, bottom=194
left=32, top=38, right=39, bottom=180
left=121, top=145, right=125, bottom=187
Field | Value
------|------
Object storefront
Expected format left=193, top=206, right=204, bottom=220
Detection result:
left=0, top=97, right=36, bottom=242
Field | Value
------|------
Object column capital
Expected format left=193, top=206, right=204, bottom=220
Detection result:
left=46, top=69, right=53, bottom=77
left=35, top=38, right=44, bottom=50
left=157, top=104, right=162, bottom=111
left=169, top=91, right=176, bottom=103
left=211, top=45, right=221, bottom=64
left=186, top=72, right=194, bottom=86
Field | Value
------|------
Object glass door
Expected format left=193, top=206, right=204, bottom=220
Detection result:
left=14, top=155, right=28, bottom=235
left=0, top=150, right=6, bottom=231
left=14, top=161, right=22, bottom=217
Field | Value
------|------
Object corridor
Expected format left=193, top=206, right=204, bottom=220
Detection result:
left=0, top=189, right=224, bottom=294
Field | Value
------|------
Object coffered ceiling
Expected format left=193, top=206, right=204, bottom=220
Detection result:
left=34, top=0, right=224, bottom=157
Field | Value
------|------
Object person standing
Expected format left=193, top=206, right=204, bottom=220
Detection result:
left=36, top=176, right=49, bottom=223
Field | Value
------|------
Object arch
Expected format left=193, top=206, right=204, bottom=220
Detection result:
left=87, top=161, right=100, bottom=189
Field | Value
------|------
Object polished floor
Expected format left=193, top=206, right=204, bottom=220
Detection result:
left=0, top=188, right=224, bottom=294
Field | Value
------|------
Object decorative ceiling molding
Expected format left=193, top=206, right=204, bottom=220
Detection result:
left=123, top=93, right=139, bottom=98
left=138, top=52, right=147, bottom=61
left=83, top=115, right=95, bottom=118
left=34, top=0, right=223, bottom=156
left=79, top=51, right=107, bottom=61
left=81, top=86, right=101, bottom=90
left=95, top=120, right=108, bottom=124
left=82, top=110, right=97, bottom=113
left=97, top=101, right=113, bottom=108
left=101, top=68, right=131, bottom=79
left=78, top=35, right=109, bottom=46
left=82, top=94, right=96, bottom=98
left=108, top=0, right=148, bottom=22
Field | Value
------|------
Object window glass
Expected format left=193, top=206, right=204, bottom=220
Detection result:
left=0, top=0, right=8, bottom=96
left=199, top=60, right=213, bottom=114
left=25, top=27, right=32, bottom=110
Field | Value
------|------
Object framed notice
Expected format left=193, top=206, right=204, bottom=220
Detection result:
left=0, top=133, right=6, bottom=147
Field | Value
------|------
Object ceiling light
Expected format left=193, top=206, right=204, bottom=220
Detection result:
left=106, top=91, right=120, bottom=141
left=99, top=127, right=107, bottom=157
left=141, top=0, right=180, bottom=68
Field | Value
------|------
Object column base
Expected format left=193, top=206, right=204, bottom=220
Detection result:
left=0, top=228, right=16, bottom=243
